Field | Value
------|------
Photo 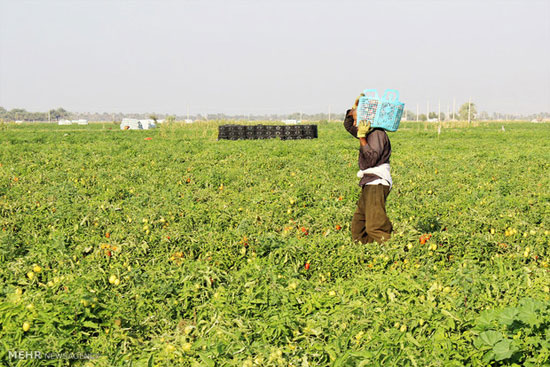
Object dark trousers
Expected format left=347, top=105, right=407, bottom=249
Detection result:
left=351, top=184, right=393, bottom=244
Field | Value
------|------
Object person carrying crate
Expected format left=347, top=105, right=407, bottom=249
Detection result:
left=344, top=94, right=393, bottom=244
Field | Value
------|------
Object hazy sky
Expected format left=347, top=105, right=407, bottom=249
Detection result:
left=1, top=0, right=549, bottom=115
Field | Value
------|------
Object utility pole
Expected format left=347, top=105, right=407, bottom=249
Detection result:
left=328, top=105, right=331, bottom=122
left=427, top=101, right=430, bottom=121
left=453, top=98, right=456, bottom=120
left=416, top=104, right=419, bottom=122
left=48, top=110, right=51, bottom=123
left=468, top=96, right=471, bottom=125
left=438, top=99, right=441, bottom=122
left=447, top=104, right=450, bottom=122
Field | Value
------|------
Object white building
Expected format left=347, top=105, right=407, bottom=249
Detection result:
left=120, top=118, right=157, bottom=130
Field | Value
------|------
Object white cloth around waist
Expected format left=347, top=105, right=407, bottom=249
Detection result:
left=357, top=163, right=392, bottom=189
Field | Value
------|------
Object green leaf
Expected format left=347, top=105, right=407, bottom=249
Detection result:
left=518, top=307, right=539, bottom=327
left=497, top=308, right=518, bottom=326
left=406, top=332, right=421, bottom=348
left=475, top=330, right=502, bottom=348
left=482, top=350, right=496, bottom=364
left=441, top=309, right=460, bottom=321
left=493, top=339, right=516, bottom=361
left=82, top=320, right=99, bottom=329
left=524, top=336, right=542, bottom=347
left=476, top=310, right=496, bottom=330
left=199, top=353, right=215, bottom=367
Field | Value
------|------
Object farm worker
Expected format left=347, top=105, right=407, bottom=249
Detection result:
left=343, top=94, right=393, bottom=244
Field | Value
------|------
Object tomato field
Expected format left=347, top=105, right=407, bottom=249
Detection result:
left=1, top=121, right=549, bottom=366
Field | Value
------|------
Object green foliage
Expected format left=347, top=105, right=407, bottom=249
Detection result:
left=472, top=298, right=550, bottom=365
left=415, top=216, right=441, bottom=233
left=0, top=121, right=548, bottom=366
left=458, top=102, right=478, bottom=121
left=48, top=107, right=69, bottom=121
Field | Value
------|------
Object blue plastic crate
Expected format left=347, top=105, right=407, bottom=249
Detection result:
left=357, top=89, right=404, bottom=132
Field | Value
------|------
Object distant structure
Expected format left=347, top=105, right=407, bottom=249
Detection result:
left=57, top=119, right=88, bottom=125
left=184, top=119, right=194, bottom=124
left=282, top=119, right=300, bottom=125
left=120, top=118, right=157, bottom=130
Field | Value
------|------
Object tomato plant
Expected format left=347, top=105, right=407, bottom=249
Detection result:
left=0, top=121, right=548, bottom=366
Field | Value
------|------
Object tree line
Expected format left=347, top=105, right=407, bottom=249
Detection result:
left=0, top=107, right=70, bottom=122
left=1, top=105, right=548, bottom=122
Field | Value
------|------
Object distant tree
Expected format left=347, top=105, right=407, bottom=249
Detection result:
left=418, top=114, right=427, bottom=121
left=10, top=108, right=28, bottom=121
left=403, top=110, right=416, bottom=121
left=0, top=107, right=8, bottom=120
left=458, top=102, right=477, bottom=121
left=166, top=115, right=176, bottom=123
left=478, top=111, right=489, bottom=120
left=49, top=108, right=69, bottom=121
left=426, top=112, right=446, bottom=121
left=149, top=114, right=158, bottom=123
left=31, top=112, right=46, bottom=121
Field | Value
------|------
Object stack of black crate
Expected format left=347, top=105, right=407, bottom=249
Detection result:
left=301, top=124, right=318, bottom=139
left=218, top=124, right=318, bottom=140
left=217, top=125, right=231, bottom=140
left=245, top=125, right=256, bottom=139
left=281, top=125, right=300, bottom=140
left=256, top=125, right=269, bottom=139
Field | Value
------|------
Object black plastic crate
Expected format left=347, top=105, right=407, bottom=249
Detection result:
left=218, top=124, right=317, bottom=140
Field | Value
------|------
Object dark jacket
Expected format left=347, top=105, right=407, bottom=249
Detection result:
left=343, top=109, right=392, bottom=186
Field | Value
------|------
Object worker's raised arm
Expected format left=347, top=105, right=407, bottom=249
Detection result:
left=343, top=109, right=358, bottom=138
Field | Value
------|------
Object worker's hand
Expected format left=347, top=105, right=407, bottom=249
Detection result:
left=351, top=93, right=364, bottom=126
left=351, top=108, right=357, bottom=125
left=357, top=120, right=372, bottom=138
